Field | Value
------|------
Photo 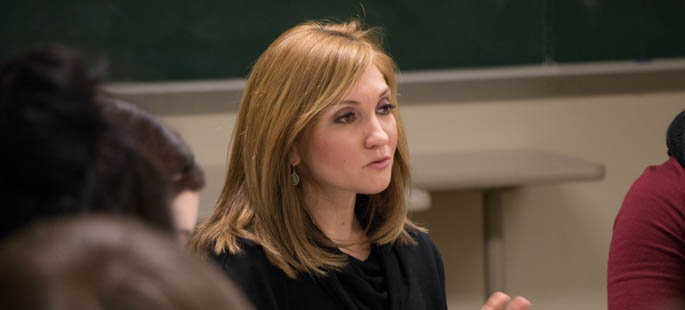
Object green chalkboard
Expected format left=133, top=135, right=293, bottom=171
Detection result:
left=2, top=1, right=683, bottom=82
left=550, top=0, right=685, bottom=62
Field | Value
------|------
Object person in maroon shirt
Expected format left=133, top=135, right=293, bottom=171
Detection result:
left=608, top=110, right=685, bottom=310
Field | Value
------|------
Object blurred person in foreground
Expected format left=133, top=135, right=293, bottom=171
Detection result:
left=0, top=45, right=174, bottom=240
left=0, top=215, right=250, bottom=309
left=101, top=98, right=206, bottom=246
left=0, top=46, right=249, bottom=309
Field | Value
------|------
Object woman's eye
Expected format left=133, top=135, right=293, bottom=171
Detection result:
left=335, top=112, right=356, bottom=123
left=377, top=103, right=396, bottom=115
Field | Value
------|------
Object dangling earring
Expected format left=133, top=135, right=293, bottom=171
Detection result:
left=291, top=165, right=300, bottom=186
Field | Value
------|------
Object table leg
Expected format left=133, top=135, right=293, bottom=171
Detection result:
left=484, top=190, right=504, bottom=295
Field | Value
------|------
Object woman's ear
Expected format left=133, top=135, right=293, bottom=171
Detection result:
left=288, top=146, right=301, bottom=166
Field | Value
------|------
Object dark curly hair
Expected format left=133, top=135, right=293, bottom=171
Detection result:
left=0, top=45, right=174, bottom=239
left=100, top=98, right=205, bottom=195
left=667, top=110, right=685, bottom=168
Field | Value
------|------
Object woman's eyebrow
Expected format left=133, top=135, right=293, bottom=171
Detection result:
left=340, top=100, right=360, bottom=105
left=378, top=88, right=390, bottom=98
left=340, top=88, right=391, bottom=105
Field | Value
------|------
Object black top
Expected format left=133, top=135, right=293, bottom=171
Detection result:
left=342, top=246, right=389, bottom=309
left=210, top=230, right=447, bottom=310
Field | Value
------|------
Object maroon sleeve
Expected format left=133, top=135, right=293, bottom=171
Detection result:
left=608, top=158, right=685, bottom=310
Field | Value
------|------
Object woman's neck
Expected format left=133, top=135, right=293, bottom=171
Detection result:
left=304, top=186, right=359, bottom=242
left=303, top=185, right=371, bottom=260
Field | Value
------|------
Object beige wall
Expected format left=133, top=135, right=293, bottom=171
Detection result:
left=156, top=90, right=685, bottom=310
left=401, top=92, right=684, bottom=309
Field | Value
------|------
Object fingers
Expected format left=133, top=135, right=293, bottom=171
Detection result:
left=481, top=292, right=511, bottom=310
left=481, top=292, right=532, bottom=310
left=505, top=296, right=532, bottom=310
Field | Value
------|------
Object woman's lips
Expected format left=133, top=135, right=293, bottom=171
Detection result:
left=366, top=156, right=391, bottom=170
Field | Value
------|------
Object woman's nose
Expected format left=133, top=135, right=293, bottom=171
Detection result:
left=364, top=116, right=389, bottom=148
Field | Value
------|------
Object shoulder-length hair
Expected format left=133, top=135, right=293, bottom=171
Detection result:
left=192, top=19, right=423, bottom=278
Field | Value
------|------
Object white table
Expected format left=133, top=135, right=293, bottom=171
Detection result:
left=410, top=151, right=605, bottom=295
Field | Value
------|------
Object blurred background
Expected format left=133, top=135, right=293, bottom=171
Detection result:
left=4, top=1, right=685, bottom=309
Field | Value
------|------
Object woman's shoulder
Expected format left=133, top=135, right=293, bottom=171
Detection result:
left=210, top=238, right=276, bottom=276
left=406, top=228, right=439, bottom=251
left=210, top=238, right=288, bottom=309
left=390, top=227, right=442, bottom=265
left=407, top=228, right=432, bottom=243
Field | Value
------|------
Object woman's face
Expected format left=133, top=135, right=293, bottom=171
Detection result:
left=296, top=64, right=398, bottom=196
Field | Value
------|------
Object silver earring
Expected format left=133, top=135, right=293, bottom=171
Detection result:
left=291, top=166, right=300, bottom=186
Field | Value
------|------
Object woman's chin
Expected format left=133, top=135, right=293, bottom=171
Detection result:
left=357, top=180, right=392, bottom=195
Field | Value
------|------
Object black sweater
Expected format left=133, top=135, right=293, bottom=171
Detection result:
left=211, top=230, right=447, bottom=310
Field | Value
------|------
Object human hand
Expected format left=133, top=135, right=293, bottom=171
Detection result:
left=480, top=292, right=531, bottom=310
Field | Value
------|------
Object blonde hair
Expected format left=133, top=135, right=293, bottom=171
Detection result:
left=192, top=19, right=423, bottom=278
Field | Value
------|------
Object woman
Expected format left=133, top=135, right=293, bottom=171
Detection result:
left=193, top=20, right=530, bottom=310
